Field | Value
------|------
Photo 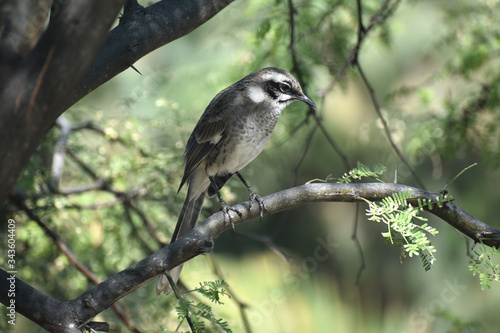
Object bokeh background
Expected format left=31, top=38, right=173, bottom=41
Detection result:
left=2, top=0, right=500, bottom=332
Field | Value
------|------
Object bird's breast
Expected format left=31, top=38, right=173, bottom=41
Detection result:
left=204, top=102, right=282, bottom=176
left=206, top=121, right=274, bottom=175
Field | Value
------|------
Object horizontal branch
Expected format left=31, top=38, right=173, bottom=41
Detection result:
left=198, top=182, right=500, bottom=248
left=1, top=182, right=498, bottom=332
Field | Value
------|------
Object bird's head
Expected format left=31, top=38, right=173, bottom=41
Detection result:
left=243, top=67, right=316, bottom=110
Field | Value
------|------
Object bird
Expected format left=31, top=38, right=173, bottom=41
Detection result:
left=156, top=67, right=316, bottom=295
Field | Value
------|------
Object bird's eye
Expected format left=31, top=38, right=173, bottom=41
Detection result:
left=279, top=83, right=291, bottom=93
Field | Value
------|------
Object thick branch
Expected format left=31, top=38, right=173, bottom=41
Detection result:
left=1, top=183, right=498, bottom=332
left=73, top=0, right=235, bottom=106
left=0, top=0, right=127, bottom=207
left=0, top=0, right=234, bottom=207
left=0, top=0, right=51, bottom=62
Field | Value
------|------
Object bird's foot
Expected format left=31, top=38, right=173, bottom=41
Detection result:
left=235, top=172, right=266, bottom=222
left=219, top=198, right=241, bottom=231
left=248, top=188, right=266, bottom=223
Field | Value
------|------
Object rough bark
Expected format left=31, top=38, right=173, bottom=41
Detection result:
left=0, top=0, right=235, bottom=207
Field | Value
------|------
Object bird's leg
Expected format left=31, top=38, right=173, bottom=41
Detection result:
left=235, top=172, right=266, bottom=222
left=209, top=176, right=241, bottom=231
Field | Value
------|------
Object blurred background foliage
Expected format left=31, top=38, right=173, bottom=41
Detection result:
left=1, top=0, right=500, bottom=332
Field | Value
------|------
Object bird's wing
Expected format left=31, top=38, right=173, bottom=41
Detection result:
left=179, top=88, right=234, bottom=191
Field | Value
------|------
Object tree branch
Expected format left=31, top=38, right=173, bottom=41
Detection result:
left=0, top=0, right=235, bottom=207
left=71, top=0, right=235, bottom=109
left=1, top=182, right=498, bottom=331
left=0, top=0, right=127, bottom=207
left=214, top=183, right=500, bottom=247
left=0, top=0, right=52, bottom=62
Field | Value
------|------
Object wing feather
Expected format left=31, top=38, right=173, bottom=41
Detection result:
left=178, top=88, right=235, bottom=191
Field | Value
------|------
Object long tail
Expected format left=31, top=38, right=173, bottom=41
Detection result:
left=156, top=188, right=206, bottom=295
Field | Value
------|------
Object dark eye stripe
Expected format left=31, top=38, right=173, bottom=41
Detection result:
left=266, top=80, right=293, bottom=99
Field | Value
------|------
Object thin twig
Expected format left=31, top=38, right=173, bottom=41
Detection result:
left=236, top=230, right=291, bottom=261
left=320, top=0, right=401, bottom=95
left=287, top=0, right=304, bottom=85
left=355, top=63, right=426, bottom=189
left=287, top=0, right=352, bottom=172
left=126, top=201, right=166, bottom=247
left=123, top=203, right=156, bottom=254
left=287, top=0, right=351, bottom=171
left=349, top=0, right=425, bottom=189
left=57, top=179, right=109, bottom=195
left=351, top=203, right=366, bottom=285
left=313, top=113, right=352, bottom=171
left=292, top=125, right=318, bottom=185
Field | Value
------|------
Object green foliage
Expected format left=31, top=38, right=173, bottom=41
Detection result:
left=416, top=192, right=455, bottom=211
left=194, top=280, right=230, bottom=305
left=364, top=190, right=439, bottom=271
left=469, top=244, right=500, bottom=290
left=337, top=162, right=386, bottom=183
left=175, top=280, right=232, bottom=332
left=306, top=162, right=386, bottom=184
left=403, top=0, right=500, bottom=168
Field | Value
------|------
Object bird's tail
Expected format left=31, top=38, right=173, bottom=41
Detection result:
left=156, top=188, right=206, bottom=295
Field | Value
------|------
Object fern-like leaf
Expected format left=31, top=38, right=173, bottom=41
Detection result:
left=365, top=191, right=438, bottom=270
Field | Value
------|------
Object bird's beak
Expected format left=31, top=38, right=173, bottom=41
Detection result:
left=298, top=94, right=316, bottom=109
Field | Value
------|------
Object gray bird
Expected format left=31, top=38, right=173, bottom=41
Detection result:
left=156, top=67, right=316, bottom=294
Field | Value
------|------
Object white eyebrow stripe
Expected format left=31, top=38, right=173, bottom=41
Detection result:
left=262, top=72, right=288, bottom=82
